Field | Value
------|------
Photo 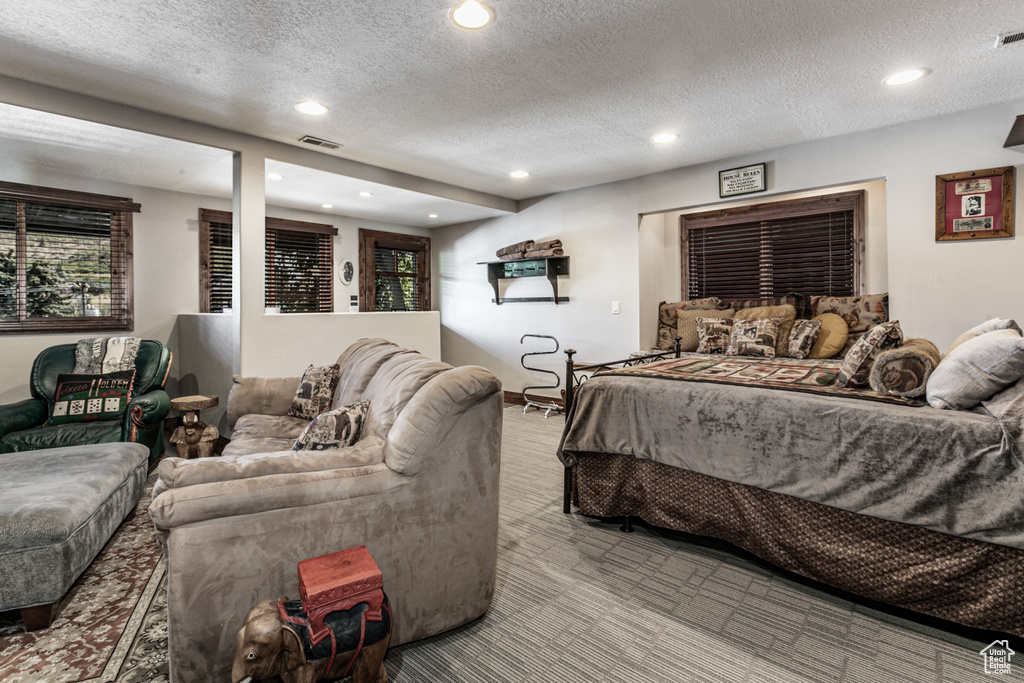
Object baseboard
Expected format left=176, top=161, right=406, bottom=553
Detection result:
left=503, top=391, right=564, bottom=408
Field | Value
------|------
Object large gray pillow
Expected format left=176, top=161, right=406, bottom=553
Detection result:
left=926, top=329, right=1024, bottom=410
left=942, top=317, right=1022, bottom=358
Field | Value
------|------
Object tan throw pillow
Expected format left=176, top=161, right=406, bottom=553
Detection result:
left=677, top=307, right=734, bottom=352
left=942, top=318, right=1022, bottom=358
left=811, top=293, right=888, bottom=334
left=288, top=364, right=341, bottom=419
left=726, top=318, right=780, bottom=358
left=927, top=329, right=1024, bottom=409
left=733, top=304, right=796, bottom=357
left=788, top=319, right=822, bottom=359
left=293, top=400, right=369, bottom=450
left=696, top=316, right=735, bottom=354
left=807, top=313, right=849, bottom=359
left=836, top=321, right=904, bottom=388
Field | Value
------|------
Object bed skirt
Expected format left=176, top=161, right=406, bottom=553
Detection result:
left=574, top=453, right=1024, bottom=637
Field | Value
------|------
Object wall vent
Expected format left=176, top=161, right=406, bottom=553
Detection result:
left=298, top=135, right=342, bottom=150
left=996, top=28, right=1024, bottom=47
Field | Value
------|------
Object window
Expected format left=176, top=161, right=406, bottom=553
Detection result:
left=0, top=181, right=138, bottom=334
left=199, top=210, right=337, bottom=313
left=681, top=190, right=864, bottom=300
left=358, top=229, right=430, bottom=312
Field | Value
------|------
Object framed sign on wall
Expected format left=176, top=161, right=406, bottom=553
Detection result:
left=719, top=162, right=766, bottom=198
left=935, top=166, right=1015, bottom=241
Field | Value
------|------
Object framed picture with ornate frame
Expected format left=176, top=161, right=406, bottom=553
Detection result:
left=935, top=166, right=1015, bottom=241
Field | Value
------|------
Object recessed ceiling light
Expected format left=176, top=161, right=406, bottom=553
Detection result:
left=883, top=68, right=930, bottom=86
left=322, top=203, right=333, bottom=209
left=266, top=172, right=284, bottom=181
left=360, top=191, right=373, bottom=197
left=450, top=1, right=494, bottom=29
left=294, top=101, right=329, bottom=115
left=428, top=214, right=438, bottom=218
left=651, top=133, right=680, bottom=144
left=509, top=170, right=530, bottom=179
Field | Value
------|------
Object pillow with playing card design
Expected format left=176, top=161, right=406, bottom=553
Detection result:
left=48, top=370, right=136, bottom=425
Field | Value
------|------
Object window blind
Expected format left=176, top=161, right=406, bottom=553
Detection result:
left=373, top=245, right=420, bottom=311
left=199, top=209, right=233, bottom=313
left=265, top=227, right=333, bottom=313
left=683, top=191, right=862, bottom=301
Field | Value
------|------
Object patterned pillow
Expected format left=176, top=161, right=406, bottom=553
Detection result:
left=728, top=293, right=812, bottom=320
left=696, top=317, right=734, bottom=354
left=288, top=364, right=341, bottom=419
left=788, top=319, right=822, bottom=359
left=727, top=318, right=780, bottom=358
left=836, top=321, right=904, bottom=387
left=48, top=370, right=136, bottom=425
left=869, top=339, right=941, bottom=398
left=293, top=401, right=370, bottom=451
left=658, top=298, right=724, bottom=350
left=811, top=293, right=888, bottom=334
left=733, top=304, right=796, bottom=357
left=676, top=307, right=735, bottom=353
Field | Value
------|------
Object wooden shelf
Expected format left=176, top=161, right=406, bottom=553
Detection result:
left=478, top=256, right=569, bottom=305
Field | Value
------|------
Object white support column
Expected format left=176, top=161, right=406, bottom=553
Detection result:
left=233, top=151, right=266, bottom=376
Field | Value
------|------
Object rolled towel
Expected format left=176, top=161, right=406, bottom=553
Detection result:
left=530, top=239, right=562, bottom=251
left=498, top=253, right=524, bottom=261
left=520, top=247, right=563, bottom=259
left=496, top=240, right=535, bottom=258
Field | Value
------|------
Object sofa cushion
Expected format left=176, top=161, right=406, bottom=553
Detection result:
left=48, top=370, right=135, bottom=425
left=726, top=318, right=780, bottom=358
left=836, top=321, right=903, bottom=387
left=788, top=319, right=822, bottom=359
left=696, top=316, right=735, bottom=354
left=227, top=376, right=303, bottom=429
left=158, top=435, right=386, bottom=490
left=927, top=329, right=1024, bottom=410
left=943, top=318, right=1022, bottom=358
left=733, top=304, right=795, bottom=357
left=807, top=313, right=849, bottom=359
left=332, top=339, right=411, bottom=408
left=361, top=354, right=452, bottom=440
left=293, top=401, right=369, bottom=451
left=811, top=293, right=888, bottom=334
left=288, top=364, right=340, bottom=419
left=222, top=414, right=310, bottom=457
left=869, top=338, right=941, bottom=398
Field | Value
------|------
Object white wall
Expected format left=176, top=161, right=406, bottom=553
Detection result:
left=436, top=98, right=1024, bottom=395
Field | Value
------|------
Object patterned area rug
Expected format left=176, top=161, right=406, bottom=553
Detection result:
left=0, top=408, right=1005, bottom=681
left=597, top=354, right=924, bottom=406
left=0, top=480, right=168, bottom=682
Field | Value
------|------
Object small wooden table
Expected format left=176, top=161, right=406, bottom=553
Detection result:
left=169, top=395, right=219, bottom=459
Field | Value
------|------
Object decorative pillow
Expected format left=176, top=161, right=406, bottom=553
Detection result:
left=869, top=338, right=941, bottom=398
left=727, top=293, right=812, bottom=320
left=293, top=401, right=370, bottom=451
left=835, top=321, right=904, bottom=387
left=807, top=313, right=849, bottom=359
left=926, top=329, right=1024, bottom=410
left=788, top=319, right=822, bottom=359
left=288, top=364, right=341, bottom=419
left=48, top=370, right=136, bottom=425
left=657, top=298, right=723, bottom=350
left=676, top=307, right=734, bottom=352
left=733, top=304, right=796, bottom=357
left=726, top=318, right=780, bottom=358
left=811, top=293, right=888, bottom=334
left=695, top=316, right=735, bottom=354
left=942, top=318, right=1022, bottom=358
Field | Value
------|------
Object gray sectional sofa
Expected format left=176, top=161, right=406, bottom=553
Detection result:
left=148, top=339, right=503, bottom=681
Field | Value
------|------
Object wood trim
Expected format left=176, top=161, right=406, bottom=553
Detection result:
left=199, top=210, right=213, bottom=312
left=265, top=216, right=338, bottom=236
left=0, top=180, right=141, bottom=212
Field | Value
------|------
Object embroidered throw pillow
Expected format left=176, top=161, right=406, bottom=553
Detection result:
left=695, top=316, right=735, bottom=354
left=288, top=364, right=341, bottom=419
left=788, top=319, right=822, bottom=359
left=726, top=318, right=780, bottom=358
left=836, top=321, right=904, bottom=388
left=293, top=401, right=370, bottom=451
left=48, top=370, right=136, bottom=425
left=733, top=304, right=796, bottom=357
left=811, top=293, right=888, bottom=334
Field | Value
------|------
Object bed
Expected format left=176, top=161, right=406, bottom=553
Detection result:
left=556, top=349, right=1024, bottom=637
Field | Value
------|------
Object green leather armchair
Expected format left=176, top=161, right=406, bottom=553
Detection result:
left=0, top=340, right=172, bottom=463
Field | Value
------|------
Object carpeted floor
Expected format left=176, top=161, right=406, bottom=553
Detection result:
left=1, top=406, right=1004, bottom=681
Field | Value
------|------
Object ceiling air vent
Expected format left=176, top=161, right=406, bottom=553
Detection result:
left=996, top=28, right=1024, bottom=48
left=298, top=135, right=342, bottom=150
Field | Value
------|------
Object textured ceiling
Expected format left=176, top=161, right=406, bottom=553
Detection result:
left=0, top=0, right=1022, bottom=201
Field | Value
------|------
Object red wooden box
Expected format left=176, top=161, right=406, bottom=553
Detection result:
left=298, top=545, right=385, bottom=643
